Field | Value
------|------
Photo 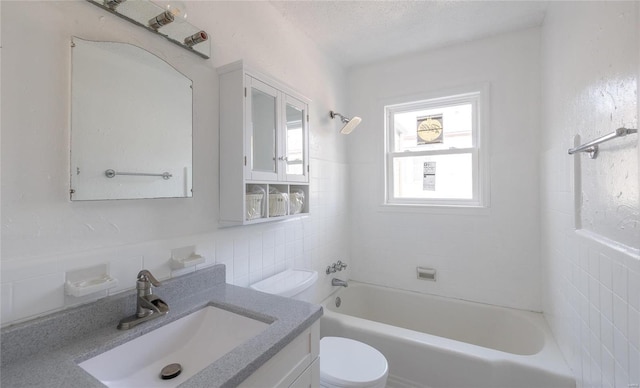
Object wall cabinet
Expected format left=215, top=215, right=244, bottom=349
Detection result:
left=219, top=60, right=310, bottom=226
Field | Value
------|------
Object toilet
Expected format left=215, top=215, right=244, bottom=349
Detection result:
left=319, top=336, right=388, bottom=388
left=250, top=269, right=389, bottom=388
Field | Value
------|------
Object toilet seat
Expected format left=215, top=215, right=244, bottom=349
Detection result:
left=320, top=337, right=388, bottom=388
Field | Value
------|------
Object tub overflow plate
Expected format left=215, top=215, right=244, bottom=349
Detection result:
left=335, top=296, right=341, bottom=308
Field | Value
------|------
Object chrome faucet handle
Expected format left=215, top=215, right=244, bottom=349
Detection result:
left=137, top=270, right=161, bottom=287
left=336, top=260, right=347, bottom=270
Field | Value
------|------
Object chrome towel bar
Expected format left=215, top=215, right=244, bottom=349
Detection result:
left=568, top=127, right=637, bottom=159
left=105, top=169, right=172, bottom=180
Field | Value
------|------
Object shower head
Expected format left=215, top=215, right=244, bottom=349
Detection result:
left=340, top=116, right=361, bottom=134
left=330, top=110, right=362, bottom=134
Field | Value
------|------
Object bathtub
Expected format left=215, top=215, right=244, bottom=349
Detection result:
left=320, top=282, right=574, bottom=388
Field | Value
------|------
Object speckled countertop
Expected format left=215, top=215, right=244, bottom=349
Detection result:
left=0, top=265, right=323, bottom=387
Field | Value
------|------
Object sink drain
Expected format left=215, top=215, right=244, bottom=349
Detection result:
left=160, top=363, right=182, bottom=380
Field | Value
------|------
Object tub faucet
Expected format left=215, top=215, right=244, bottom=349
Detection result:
left=117, top=270, right=169, bottom=330
left=332, top=278, right=348, bottom=287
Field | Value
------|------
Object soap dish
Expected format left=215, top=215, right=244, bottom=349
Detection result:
left=170, top=254, right=205, bottom=269
left=65, top=274, right=118, bottom=297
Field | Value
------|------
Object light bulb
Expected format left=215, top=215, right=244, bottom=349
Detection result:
left=165, top=1, right=187, bottom=23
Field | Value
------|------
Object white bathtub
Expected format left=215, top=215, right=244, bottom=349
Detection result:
left=320, top=282, right=574, bottom=388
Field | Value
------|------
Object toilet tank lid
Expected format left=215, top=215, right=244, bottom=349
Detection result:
left=250, top=269, right=318, bottom=297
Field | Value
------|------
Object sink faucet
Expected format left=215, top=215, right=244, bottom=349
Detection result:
left=117, top=270, right=169, bottom=330
left=331, top=278, right=348, bottom=287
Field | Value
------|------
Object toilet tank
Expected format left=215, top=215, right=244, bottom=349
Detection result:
left=250, top=269, right=318, bottom=302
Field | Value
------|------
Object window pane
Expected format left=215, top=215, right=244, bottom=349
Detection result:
left=393, top=153, right=473, bottom=199
left=392, top=103, right=472, bottom=152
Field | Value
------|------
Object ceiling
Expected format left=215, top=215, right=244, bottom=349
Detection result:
left=269, top=1, right=548, bottom=68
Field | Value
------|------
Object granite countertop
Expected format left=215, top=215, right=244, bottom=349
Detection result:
left=0, top=265, right=323, bottom=387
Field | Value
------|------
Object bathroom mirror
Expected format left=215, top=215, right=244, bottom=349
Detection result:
left=285, top=99, right=305, bottom=176
left=250, top=81, right=278, bottom=174
left=70, top=38, right=193, bottom=200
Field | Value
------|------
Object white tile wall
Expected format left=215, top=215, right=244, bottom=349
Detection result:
left=12, top=273, right=65, bottom=320
left=0, top=158, right=349, bottom=327
left=109, top=255, right=144, bottom=294
left=543, top=200, right=640, bottom=387
left=540, top=2, right=639, bottom=387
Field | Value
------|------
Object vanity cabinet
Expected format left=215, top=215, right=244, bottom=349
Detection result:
left=239, top=321, right=320, bottom=388
left=218, top=60, right=310, bottom=226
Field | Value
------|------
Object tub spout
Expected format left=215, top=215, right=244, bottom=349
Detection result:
left=332, top=278, right=348, bottom=287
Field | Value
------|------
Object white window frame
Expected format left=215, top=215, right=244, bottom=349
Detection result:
left=383, top=85, right=489, bottom=209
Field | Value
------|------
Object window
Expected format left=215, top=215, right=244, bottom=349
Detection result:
left=384, top=89, right=487, bottom=207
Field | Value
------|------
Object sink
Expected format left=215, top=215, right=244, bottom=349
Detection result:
left=79, top=306, right=270, bottom=387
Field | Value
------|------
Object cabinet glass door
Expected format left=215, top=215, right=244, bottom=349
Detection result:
left=248, top=77, right=279, bottom=181
left=283, top=96, right=308, bottom=182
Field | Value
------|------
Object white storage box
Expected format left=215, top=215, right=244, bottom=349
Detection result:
left=269, top=193, right=288, bottom=217
left=246, top=193, right=263, bottom=220
left=289, top=191, right=304, bottom=215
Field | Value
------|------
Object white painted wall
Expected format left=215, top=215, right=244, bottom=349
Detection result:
left=540, top=2, right=639, bottom=387
left=1, top=1, right=351, bottom=325
left=346, top=28, right=542, bottom=311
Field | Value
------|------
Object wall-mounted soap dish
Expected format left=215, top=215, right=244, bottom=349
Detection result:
left=169, top=245, right=205, bottom=269
left=65, top=274, right=119, bottom=297
left=169, top=254, right=205, bottom=269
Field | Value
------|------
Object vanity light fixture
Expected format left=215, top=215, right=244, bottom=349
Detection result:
left=330, top=110, right=362, bottom=134
left=85, top=0, right=211, bottom=58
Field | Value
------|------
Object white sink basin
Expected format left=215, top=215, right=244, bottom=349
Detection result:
left=79, top=306, right=270, bottom=388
